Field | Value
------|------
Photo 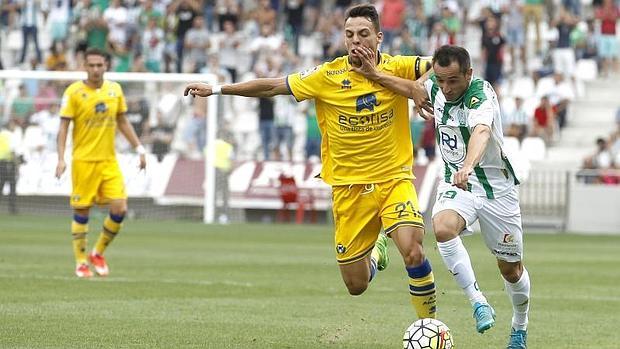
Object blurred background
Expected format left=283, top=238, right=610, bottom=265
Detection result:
left=0, top=0, right=618, bottom=232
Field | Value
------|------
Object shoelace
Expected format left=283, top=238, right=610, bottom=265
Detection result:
left=508, top=331, right=525, bottom=348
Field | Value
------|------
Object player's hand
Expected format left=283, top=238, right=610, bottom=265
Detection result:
left=411, top=81, right=434, bottom=120
left=138, top=154, right=146, bottom=171
left=184, top=83, right=212, bottom=97
left=452, top=165, right=473, bottom=191
left=349, top=46, right=379, bottom=80
left=55, top=159, right=66, bottom=179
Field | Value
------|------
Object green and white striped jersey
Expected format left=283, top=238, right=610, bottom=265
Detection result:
left=425, top=76, right=519, bottom=199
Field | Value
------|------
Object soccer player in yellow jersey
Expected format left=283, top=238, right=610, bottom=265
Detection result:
left=184, top=4, right=438, bottom=319
left=56, top=48, right=147, bottom=278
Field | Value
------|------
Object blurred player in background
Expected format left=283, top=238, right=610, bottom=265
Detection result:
left=351, top=45, right=530, bottom=349
left=56, top=47, right=147, bottom=278
left=185, top=4, right=439, bottom=320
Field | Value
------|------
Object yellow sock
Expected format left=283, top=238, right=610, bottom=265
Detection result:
left=407, top=259, right=437, bottom=319
left=71, top=221, right=88, bottom=265
left=94, top=216, right=121, bottom=255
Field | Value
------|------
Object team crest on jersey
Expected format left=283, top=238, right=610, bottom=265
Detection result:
left=299, top=65, right=321, bottom=79
left=469, top=96, right=481, bottom=108
left=341, top=79, right=351, bottom=89
left=336, top=244, right=347, bottom=254
left=356, top=93, right=380, bottom=112
left=95, top=102, right=108, bottom=113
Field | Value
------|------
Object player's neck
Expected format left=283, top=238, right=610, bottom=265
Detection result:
left=84, top=80, right=104, bottom=89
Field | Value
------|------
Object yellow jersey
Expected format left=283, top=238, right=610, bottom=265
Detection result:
left=60, top=80, right=127, bottom=161
left=287, top=53, right=431, bottom=185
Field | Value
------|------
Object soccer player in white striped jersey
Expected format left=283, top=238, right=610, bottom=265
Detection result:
left=350, top=45, right=530, bottom=349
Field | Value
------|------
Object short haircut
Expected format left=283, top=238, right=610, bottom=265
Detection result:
left=345, top=4, right=381, bottom=33
left=84, top=47, right=108, bottom=60
left=432, top=45, right=471, bottom=75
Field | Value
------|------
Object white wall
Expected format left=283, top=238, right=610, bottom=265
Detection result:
left=567, top=183, right=620, bottom=234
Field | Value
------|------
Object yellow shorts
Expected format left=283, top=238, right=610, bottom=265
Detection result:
left=70, top=160, right=126, bottom=208
left=331, top=178, right=424, bottom=265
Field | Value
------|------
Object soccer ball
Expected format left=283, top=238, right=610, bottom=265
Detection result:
left=403, top=318, right=455, bottom=349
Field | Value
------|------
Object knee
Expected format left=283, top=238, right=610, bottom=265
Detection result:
left=344, top=280, right=368, bottom=296
left=402, top=243, right=425, bottom=267
left=499, top=262, right=523, bottom=283
left=109, top=202, right=127, bottom=217
left=433, top=218, right=459, bottom=243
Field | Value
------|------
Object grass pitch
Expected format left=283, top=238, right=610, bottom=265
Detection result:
left=1, top=214, right=619, bottom=348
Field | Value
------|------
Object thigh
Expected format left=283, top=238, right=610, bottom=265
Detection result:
left=98, top=160, right=127, bottom=204
left=378, top=179, right=424, bottom=235
left=432, top=182, right=480, bottom=235
left=478, top=188, right=523, bottom=262
left=332, top=184, right=382, bottom=265
left=71, top=161, right=101, bottom=208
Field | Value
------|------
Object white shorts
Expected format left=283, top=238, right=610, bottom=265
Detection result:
left=431, top=182, right=523, bottom=262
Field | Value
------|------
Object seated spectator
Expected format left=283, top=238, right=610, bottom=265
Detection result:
left=504, top=96, right=529, bottom=141
left=583, top=137, right=612, bottom=169
left=531, top=96, right=556, bottom=144
left=45, top=40, right=68, bottom=71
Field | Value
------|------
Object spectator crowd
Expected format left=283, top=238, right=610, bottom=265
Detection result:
left=0, top=0, right=618, bottom=170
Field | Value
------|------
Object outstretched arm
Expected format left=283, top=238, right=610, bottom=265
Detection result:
left=349, top=47, right=434, bottom=119
left=452, top=124, right=491, bottom=190
left=184, top=77, right=291, bottom=98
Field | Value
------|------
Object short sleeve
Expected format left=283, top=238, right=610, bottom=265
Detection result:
left=116, top=83, right=128, bottom=114
left=468, top=100, right=494, bottom=126
left=59, top=88, right=75, bottom=119
left=392, top=55, right=433, bottom=80
left=286, top=64, right=324, bottom=102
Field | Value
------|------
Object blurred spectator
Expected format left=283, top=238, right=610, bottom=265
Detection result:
left=428, top=22, right=450, bottom=54
left=183, top=94, right=207, bottom=155
left=531, top=95, right=556, bottom=143
left=104, top=0, right=129, bottom=49
left=255, top=0, right=276, bottom=27
left=170, top=0, right=201, bottom=73
left=138, top=0, right=163, bottom=30
left=74, top=0, right=108, bottom=51
left=149, top=113, right=175, bottom=162
left=381, top=0, right=406, bottom=50
left=503, top=0, right=527, bottom=75
left=217, top=19, right=243, bottom=82
left=230, top=73, right=259, bottom=161
left=420, top=119, right=436, bottom=162
left=126, top=98, right=150, bottom=139
left=45, top=40, right=68, bottom=71
left=594, top=0, right=619, bottom=77
left=184, top=15, right=210, bottom=73
left=404, top=5, right=429, bottom=54
left=258, top=96, right=275, bottom=161
left=31, top=103, right=60, bottom=151
left=504, top=96, right=529, bottom=141
left=583, top=137, right=612, bottom=169
left=284, top=0, right=304, bottom=53
left=570, top=20, right=598, bottom=60
left=213, top=130, right=234, bottom=223
left=547, top=72, right=574, bottom=129
left=523, top=0, right=544, bottom=55
left=481, top=16, right=505, bottom=90
left=305, top=101, right=320, bottom=159
left=0, top=119, right=21, bottom=214
left=216, top=0, right=240, bottom=31
left=34, top=80, right=58, bottom=112
left=48, top=0, right=70, bottom=42
left=392, top=29, right=424, bottom=56
left=11, top=84, right=35, bottom=128
left=551, top=6, right=578, bottom=80
left=440, top=1, right=460, bottom=45
left=142, top=16, right=165, bottom=72
left=18, top=0, right=46, bottom=64
left=273, top=96, right=296, bottom=161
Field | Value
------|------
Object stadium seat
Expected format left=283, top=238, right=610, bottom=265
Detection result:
left=277, top=174, right=316, bottom=224
left=575, top=59, right=598, bottom=81
left=521, top=137, right=546, bottom=161
left=503, top=136, right=521, bottom=157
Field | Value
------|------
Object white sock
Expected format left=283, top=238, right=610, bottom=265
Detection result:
left=437, top=237, right=487, bottom=306
left=504, top=267, right=530, bottom=331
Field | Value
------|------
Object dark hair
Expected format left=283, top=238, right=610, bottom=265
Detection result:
left=432, top=45, right=471, bottom=75
left=84, top=47, right=108, bottom=60
left=345, top=4, right=381, bottom=33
